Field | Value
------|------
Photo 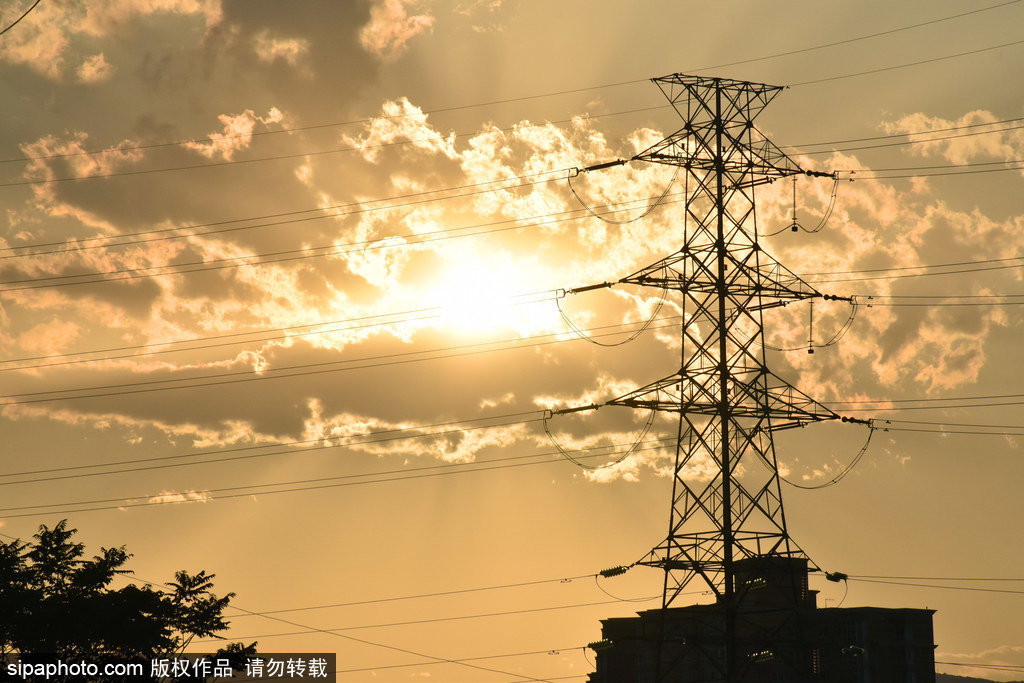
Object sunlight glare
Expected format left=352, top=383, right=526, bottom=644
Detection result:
left=426, top=256, right=558, bottom=337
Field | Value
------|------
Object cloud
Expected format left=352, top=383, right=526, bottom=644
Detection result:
left=146, top=489, right=212, bottom=505
left=79, top=0, right=223, bottom=36
left=936, top=644, right=1024, bottom=682
left=359, top=0, right=434, bottom=61
left=0, top=0, right=219, bottom=81
left=252, top=30, right=310, bottom=68
left=183, top=107, right=285, bottom=161
left=882, top=110, right=1024, bottom=168
left=76, top=53, right=114, bottom=83
left=754, top=147, right=1024, bottom=402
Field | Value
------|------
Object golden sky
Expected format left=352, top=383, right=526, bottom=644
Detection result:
left=2, top=1, right=1024, bottom=680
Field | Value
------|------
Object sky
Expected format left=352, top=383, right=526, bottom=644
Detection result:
left=1, top=0, right=1024, bottom=680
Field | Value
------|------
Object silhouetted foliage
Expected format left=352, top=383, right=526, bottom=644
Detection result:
left=0, top=520, right=255, bottom=681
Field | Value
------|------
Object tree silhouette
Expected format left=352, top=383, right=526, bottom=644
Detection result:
left=0, top=520, right=255, bottom=680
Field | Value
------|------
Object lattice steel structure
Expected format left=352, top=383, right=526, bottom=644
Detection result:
left=603, top=73, right=845, bottom=680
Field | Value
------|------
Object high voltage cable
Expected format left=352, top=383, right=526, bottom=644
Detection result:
left=848, top=165, right=1024, bottom=180
left=0, top=425, right=676, bottom=489
left=806, top=255, right=1024, bottom=284
left=7, top=283, right=1014, bottom=403
left=0, top=0, right=41, bottom=36
left=0, top=168, right=574, bottom=257
left=3, top=111, right=1015, bottom=262
left=0, top=119, right=1016, bottom=273
left=0, top=309, right=668, bottom=407
left=4, top=404, right=1022, bottom=516
left=0, top=180, right=573, bottom=290
left=210, top=598, right=657, bottom=642
left=3, top=201, right=1018, bottom=293
left=0, top=282, right=1007, bottom=370
left=937, top=662, right=1024, bottom=674
left=828, top=392, right=1024, bottom=405
left=794, top=121, right=1024, bottom=156
left=111, top=571, right=576, bottom=683
left=849, top=158, right=1024, bottom=173
left=786, top=115, right=1024, bottom=150
left=0, top=437, right=678, bottom=518
left=0, top=308, right=681, bottom=374
left=850, top=574, right=1024, bottom=582
left=5, top=0, right=1016, bottom=168
left=849, top=577, right=1024, bottom=595
left=1, top=88, right=653, bottom=167
left=0, top=106, right=662, bottom=189
left=0, top=188, right=688, bottom=292
left=2, top=136, right=1014, bottom=273
left=806, top=255, right=1024, bottom=278
left=218, top=606, right=567, bottom=683
left=225, top=573, right=601, bottom=618
left=877, top=425, right=1024, bottom=435
left=0, top=289, right=1017, bottom=403
left=692, top=0, right=1022, bottom=73
left=790, top=37, right=1024, bottom=87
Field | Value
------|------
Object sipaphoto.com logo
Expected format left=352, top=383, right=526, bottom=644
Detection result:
left=4, top=658, right=145, bottom=680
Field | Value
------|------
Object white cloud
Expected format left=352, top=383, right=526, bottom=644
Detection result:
left=252, top=30, right=310, bottom=68
left=882, top=110, right=1023, bottom=167
left=146, top=489, right=212, bottom=505
left=76, top=53, right=114, bottom=83
left=0, top=0, right=220, bottom=80
left=359, top=0, right=434, bottom=61
left=184, top=108, right=285, bottom=161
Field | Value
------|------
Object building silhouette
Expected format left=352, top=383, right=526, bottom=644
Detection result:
left=588, top=558, right=935, bottom=682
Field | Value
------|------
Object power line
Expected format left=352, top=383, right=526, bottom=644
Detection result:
left=936, top=662, right=1024, bottom=674
left=0, top=305, right=666, bottom=407
left=806, top=255, right=1024, bottom=284
left=849, top=574, right=1024, bottom=582
left=7, top=0, right=1018, bottom=169
left=792, top=120, right=1024, bottom=156
left=0, top=0, right=41, bottom=36
left=0, top=169, right=572, bottom=257
left=111, top=571, right=575, bottom=683
left=790, top=37, right=1024, bottom=87
left=0, top=304, right=678, bottom=374
left=1, top=106, right=661, bottom=189
left=0, top=434, right=677, bottom=519
left=225, top=573, right=601, bottom=618
left=848, top=164, right=1024, bottom=180
left=806, top=255, right=1024, bottom=278
left=693, top=0, right=1023, bottom=74
left=0, top=179, right=571, bottom=290
left=788, top=115, right=1024, bottom=150
left=829, top=393, right=1024, bottom=405
left=0, top=425, right=675, bottom=490
left=0, top=186, right=686, bottom=292
left=9, top=35, right=1024, bottom=194
left=217, top=606, right=568, bottom=683
left=210, top=598, right=656, bottom=642
left=849, top=577, right=1024, bottom=595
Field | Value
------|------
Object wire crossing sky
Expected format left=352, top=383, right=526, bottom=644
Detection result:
left=2, top=1, right=1024, bottom=681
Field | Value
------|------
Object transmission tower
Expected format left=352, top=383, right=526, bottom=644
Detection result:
left=565, top=74, right=865, bottom=681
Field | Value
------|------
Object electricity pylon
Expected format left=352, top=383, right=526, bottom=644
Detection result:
left=575, top=73, right=860, bottom=681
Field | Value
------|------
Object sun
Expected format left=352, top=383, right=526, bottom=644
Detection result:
left=423, top=253, right=560, bottom=337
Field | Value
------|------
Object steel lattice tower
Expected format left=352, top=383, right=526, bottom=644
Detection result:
left=598, top=74, right=848, bottom=680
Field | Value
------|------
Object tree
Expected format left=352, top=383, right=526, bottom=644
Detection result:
left=0, top=520, right=255, bottom=680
